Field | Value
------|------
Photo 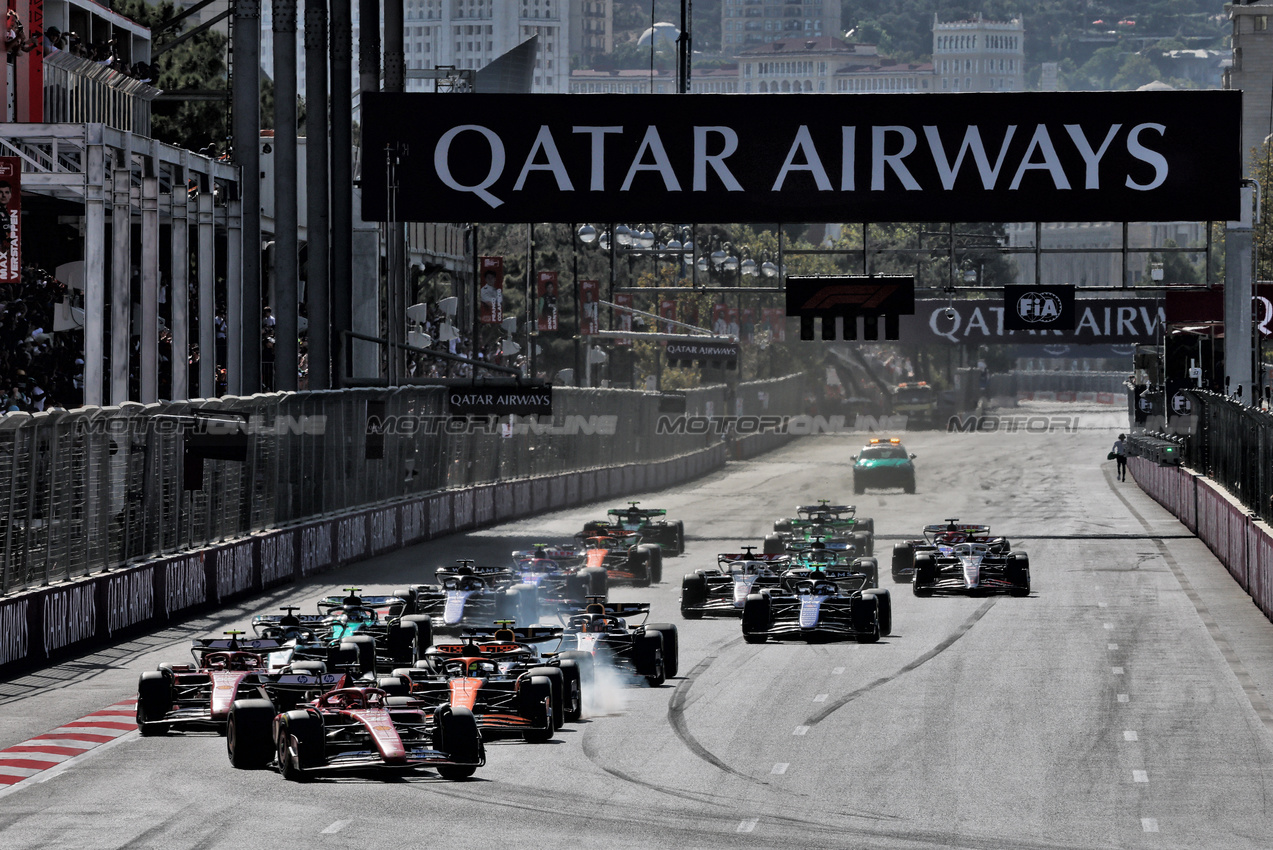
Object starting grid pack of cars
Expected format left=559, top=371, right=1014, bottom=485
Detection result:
left=133, top=502, right=685, bottom=782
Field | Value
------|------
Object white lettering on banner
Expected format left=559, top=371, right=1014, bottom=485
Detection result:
left=166, top=554, right=207, bottom=616
left=300, top=526, right=332, bottom=577
left=454, top=491, right=474, bottom=525
left=0, top=600, right=29, bottom=666
left=217, top=541, right=254, bottom=601
left=43, top=585, right=97, bottom=655
left=107, top=568, right=154, bottom=636
left=433, top=122, right=1177, bottom=207
left=429, top=496, right=451, bottom=535
left=337, top=517, right=367, bottom=562
left=371, top=509, right=396, bottom=552
left=928, top=303, right=1166, bottom=343
left=260, top=533, right=295, bottom=585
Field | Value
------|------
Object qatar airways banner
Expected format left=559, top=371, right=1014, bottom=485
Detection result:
left=903, top=298, right=1166, bottom=345
left=361, top=91, right=1240, bottom=224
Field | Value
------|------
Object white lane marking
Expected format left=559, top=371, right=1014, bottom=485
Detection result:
left=1142, top=818, right=1159, bottom=833
left=1133, top=770, right=1149, bottom=783
left=1103, top=623, right=1114, bottom=630
left=1117, top=694, right=1129, bottom=703
left=771, top=763, right=789, bottom=775
left=812, top=694, right=828, bottom=703
left=1108, top=643, right=1119, bottom=650
left=321, top=821, right=351, bottom=835
left=1098, top=602, right=1108, bottom=608
left=792, top=726, right=809, bottom=736
left=832, top=667, right=845, bottom=675
left=737, top=819, right=758, bottom=833
left=1124, top=731, right=1139, bottom=741
left=1113, top=667, right=1125, bottom=675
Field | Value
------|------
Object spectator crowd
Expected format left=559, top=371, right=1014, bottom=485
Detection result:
left=0, top=265, right=83, bottom=412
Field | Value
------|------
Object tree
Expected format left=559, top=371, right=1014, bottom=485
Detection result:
left=114, top=0, right=230, bottom=152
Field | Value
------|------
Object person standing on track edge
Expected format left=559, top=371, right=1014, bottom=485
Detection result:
left=1112, top=433, right=1128, bottom=481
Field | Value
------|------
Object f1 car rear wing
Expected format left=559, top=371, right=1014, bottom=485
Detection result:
left=318, top=594, right=407, bottom=609
left=795, top=504, right=854, bottom=515
left=512, top=546, right=579, bottom=561
left=191, top=637, right=285, bottom=653
left=607, top=508, right=667, bottom=519
left=251, top=613, right=327, bottom=627
left=717, top=553, right=788, bottom=564
left=459, top=625, right=565, bottom=643
left=922, top=523, right=991, bottom=535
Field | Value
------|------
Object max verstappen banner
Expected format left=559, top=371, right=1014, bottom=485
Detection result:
left=536, top=271, right=559, bottom=331
left=0, top=158, right=20, bottom=284
left=479, top=256, right=504, bottom=324
left=360, top=91, right=1241, bottom=223
left=903, top=298, right=1166, bottom=345
left=580, top=279, right=600, bottom=334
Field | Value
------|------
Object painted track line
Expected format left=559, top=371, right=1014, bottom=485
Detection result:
left=0, top=698, right=137, bottom=795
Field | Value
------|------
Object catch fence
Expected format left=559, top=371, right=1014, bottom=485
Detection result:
left=0, top=376, right=803, bottom=594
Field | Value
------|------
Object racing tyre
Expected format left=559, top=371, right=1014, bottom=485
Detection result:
left=557, top=658, right=584, bottom=722
left=634, top=631, right=666, bottom=686
left=762, top=534, right=785, bottom=555
left=582, top=520, right=608, bottom=536
left=402, top=615, right=433, bottom=659
left=680, top=572, right=707, bottom=619
left=742, top=593, right=771, bottom=644
left=390, top=587, right=416, bottom=615
left=527, top=666, right=566, bottom=730
left=1007, top=553, right=1031, bottom=597
left=512, top=583, right=539, bottom=627
left=672, top=520, right=686, bottom=555
left=283, top=660, right=327, bottom=675
left=852, top=596, right=882, bottom=644
left=559, top=649, right=594, bottom=692
left=861, top=518, right=875, bottom=535
left=855, top=557, right=879, bottom=589
left=434, top=706, right=482, bottom=779
left=376, top=675, right=410, bottom=696
left=136, top=671, right=171, bottom=737
left=913, top=553, right=936, bottom=597
left=227, top=699, right=275, bottom=769
left=387, top=621, right=417, bottom=664
left=863, top=589, right=892, bottom=636
left=276, top=709, right=322, bottom=781
left=632, top=545, right=655, bottom=587
left=645, top=624, right=679, bottom=679
left=343, top=635, right=377, bottom=675
left=647, top=546, right=664, bottom=584
left=891, top=543, right=914, bottom=582
left=852, top=532, right=874, bottom=561
left=327, top=642, right=359, bottom=672
left=585, top=566, right=608, bottom=598
left=564, top=572, right=588, bottom=603
left=518, top=677, right=555, bottom=743
left=773, top=519, right=792, bottom=533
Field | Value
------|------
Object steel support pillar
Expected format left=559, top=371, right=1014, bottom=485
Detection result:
left=273, top=0, right=299, bottom=391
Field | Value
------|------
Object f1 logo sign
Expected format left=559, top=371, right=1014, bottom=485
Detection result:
left=1004, top=285, right=1076, bottom=330
left=785, top=275, right=915, bottom=341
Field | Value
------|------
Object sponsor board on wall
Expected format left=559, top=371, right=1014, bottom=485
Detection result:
left=403, top=500, right=428, bottom=543
left=215, top=540, right=255, bottom=602
left=0, top=599, right=29, bottom=667
left=259, top=530, right=296, bottom=587
left=106, top=567, right=155, bottom=637
left=44, top=584, right=97, bottom=656
left=337, top=515, right=369, bottom=563
left=361, top=91, right=1240, bottom=223
left=165, top=553, right=208, bottom=616
left=370, top=507, right=398, bottom=554
left=300, top=525, right=334, bottom=577
left=902, top=298, right=1166, bottom=345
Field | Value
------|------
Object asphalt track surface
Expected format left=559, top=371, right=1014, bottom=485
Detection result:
left=2, top=402, right=1273, bottom=850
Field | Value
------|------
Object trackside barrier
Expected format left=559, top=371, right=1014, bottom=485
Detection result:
left=0, top=441, right=730, bottom=674
left=1129, top=456, right=1273, bottom=623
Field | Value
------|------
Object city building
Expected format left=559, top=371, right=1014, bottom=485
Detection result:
left=931, top=14, right=1025, bottom=92
left=1224, top=0, right=1273, bottom=175
left=721, top=0, right=840, bottom=51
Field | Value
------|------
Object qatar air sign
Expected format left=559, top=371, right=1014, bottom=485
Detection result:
left=361, top=91, right=1240, bottom=224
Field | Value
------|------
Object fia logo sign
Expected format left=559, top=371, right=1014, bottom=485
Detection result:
left=1171, top=391, right=1192, bottom=415
left=1016, top=291, right=1064, bottom=323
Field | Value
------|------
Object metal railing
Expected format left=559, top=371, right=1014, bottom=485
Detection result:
left=1176, top=390, right=1272, bottom=520
left=988, top=370, right=1130, bottom=397
left=0, top=377, right=803, bottom=594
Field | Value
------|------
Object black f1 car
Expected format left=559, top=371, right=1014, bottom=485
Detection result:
left=583, top=502, right=685, bottom=556
left=741, top=564, right=891, bottom=645
left=680, top=550, right=788, bottom=618
left=764, top=502, right=874, bottom=557
left=891, top=520, right=1010, bottom=582
left=397, top=561, right=539, bottom=632
left=912, top=542, right=1030, bottom=597
left=556, top=599, right=679, bottom=686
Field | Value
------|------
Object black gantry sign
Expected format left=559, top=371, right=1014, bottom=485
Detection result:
left=1003, top=284, right=1077, bottom=331
left=785, top=275, right=916, bottom=340
left=361, top=91, right=1241, bottom=224
left=448, top=386, right=553, bottom=416
left=666, top=340, right=740, bottom=369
